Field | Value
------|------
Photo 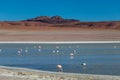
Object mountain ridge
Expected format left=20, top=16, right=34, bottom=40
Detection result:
left=0, top=16, right=120, bottom=30
left=25, top=16, right=80, bottom=24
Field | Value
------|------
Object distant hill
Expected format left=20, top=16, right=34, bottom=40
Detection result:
left=0, top=16, right=120, bottom=30
left=25, top=16, right=80, bottom=24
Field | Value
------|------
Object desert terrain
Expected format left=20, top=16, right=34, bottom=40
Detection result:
left=0, top=16, right=120, bottom=41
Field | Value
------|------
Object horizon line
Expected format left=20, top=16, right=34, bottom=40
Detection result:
left=0, top=16, right=120, bottom=22
left=0, top=41, right=120, bottom=44
left=0, top=20, right=120, bottom=23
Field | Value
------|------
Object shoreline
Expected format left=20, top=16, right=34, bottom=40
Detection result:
left=0, top=41, right=120, bottom=43
left=0, top=66, right=120, bottom=80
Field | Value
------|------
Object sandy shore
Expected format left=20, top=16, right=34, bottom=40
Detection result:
left=0, top=29, right=120, bottom=41
left=0, top=66, right=120, bottom=80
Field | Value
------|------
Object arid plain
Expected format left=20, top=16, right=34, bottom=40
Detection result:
left=0, top=28, right=120, bottom=41
left=0, top=16, right=120, bottom=41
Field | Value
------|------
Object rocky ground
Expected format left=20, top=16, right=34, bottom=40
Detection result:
left=0, top=66, right=120, bottom=80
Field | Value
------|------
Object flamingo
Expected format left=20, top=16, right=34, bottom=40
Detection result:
left=57, top=64, right=63, bottom=72
left=81, top=62, right=87, bottom=66
left=73, top=50, right=76, bottom=53
left=38, top=48, right=41, bottom=52
left=70, top=53, right=74, bottom=56
left=20, top=48, right=22, bottom=52
left=56, top=46, right=59, bottom=49
left=53, top=50, right=56, bottom=53
left=70, top=53, right=74, bottom=59
left=38, top=45, right=41, bottom=49
left=0, top=49, right=2, bottom=52
left=17, top=50, right=21, bottom=56
left=25, top=48, right=28, bottom=53
left=56, top=50, right=59, bottom=53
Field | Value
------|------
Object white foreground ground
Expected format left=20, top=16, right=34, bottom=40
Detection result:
left=0, top=66, right=120, bottom=80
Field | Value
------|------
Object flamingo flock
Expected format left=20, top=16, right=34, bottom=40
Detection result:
left=4, top=44, right=117, bottom=73
left=15, top=45, right=87, bottom=72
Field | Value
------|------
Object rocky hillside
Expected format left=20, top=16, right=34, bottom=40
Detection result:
left=0, top=16, right=120, bottom=30
left=25, top=16, right=80, bottom=24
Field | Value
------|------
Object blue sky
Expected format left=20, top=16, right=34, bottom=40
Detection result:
left=0, top=0, right=120, bottom=21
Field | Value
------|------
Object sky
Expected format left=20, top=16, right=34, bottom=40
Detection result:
left=0, top=0, right=120, bottom=22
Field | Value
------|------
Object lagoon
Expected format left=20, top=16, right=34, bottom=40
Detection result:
left=0, top=43, right=120, bottom=76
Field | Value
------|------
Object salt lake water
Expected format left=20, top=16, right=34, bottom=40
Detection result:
left=0, top=43, right=120, bottom=76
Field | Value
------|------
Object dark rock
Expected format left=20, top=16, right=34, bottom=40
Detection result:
left=25, top=16, right=80, bottom=24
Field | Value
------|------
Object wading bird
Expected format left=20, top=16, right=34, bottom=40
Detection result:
left=57, top=64, right=63, bottom=72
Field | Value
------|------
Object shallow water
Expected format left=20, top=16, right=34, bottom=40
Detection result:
left=0, top=43, right=120, bottom=76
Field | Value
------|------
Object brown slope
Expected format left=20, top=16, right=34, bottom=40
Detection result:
left=0, top=16, right=120, bottom=30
